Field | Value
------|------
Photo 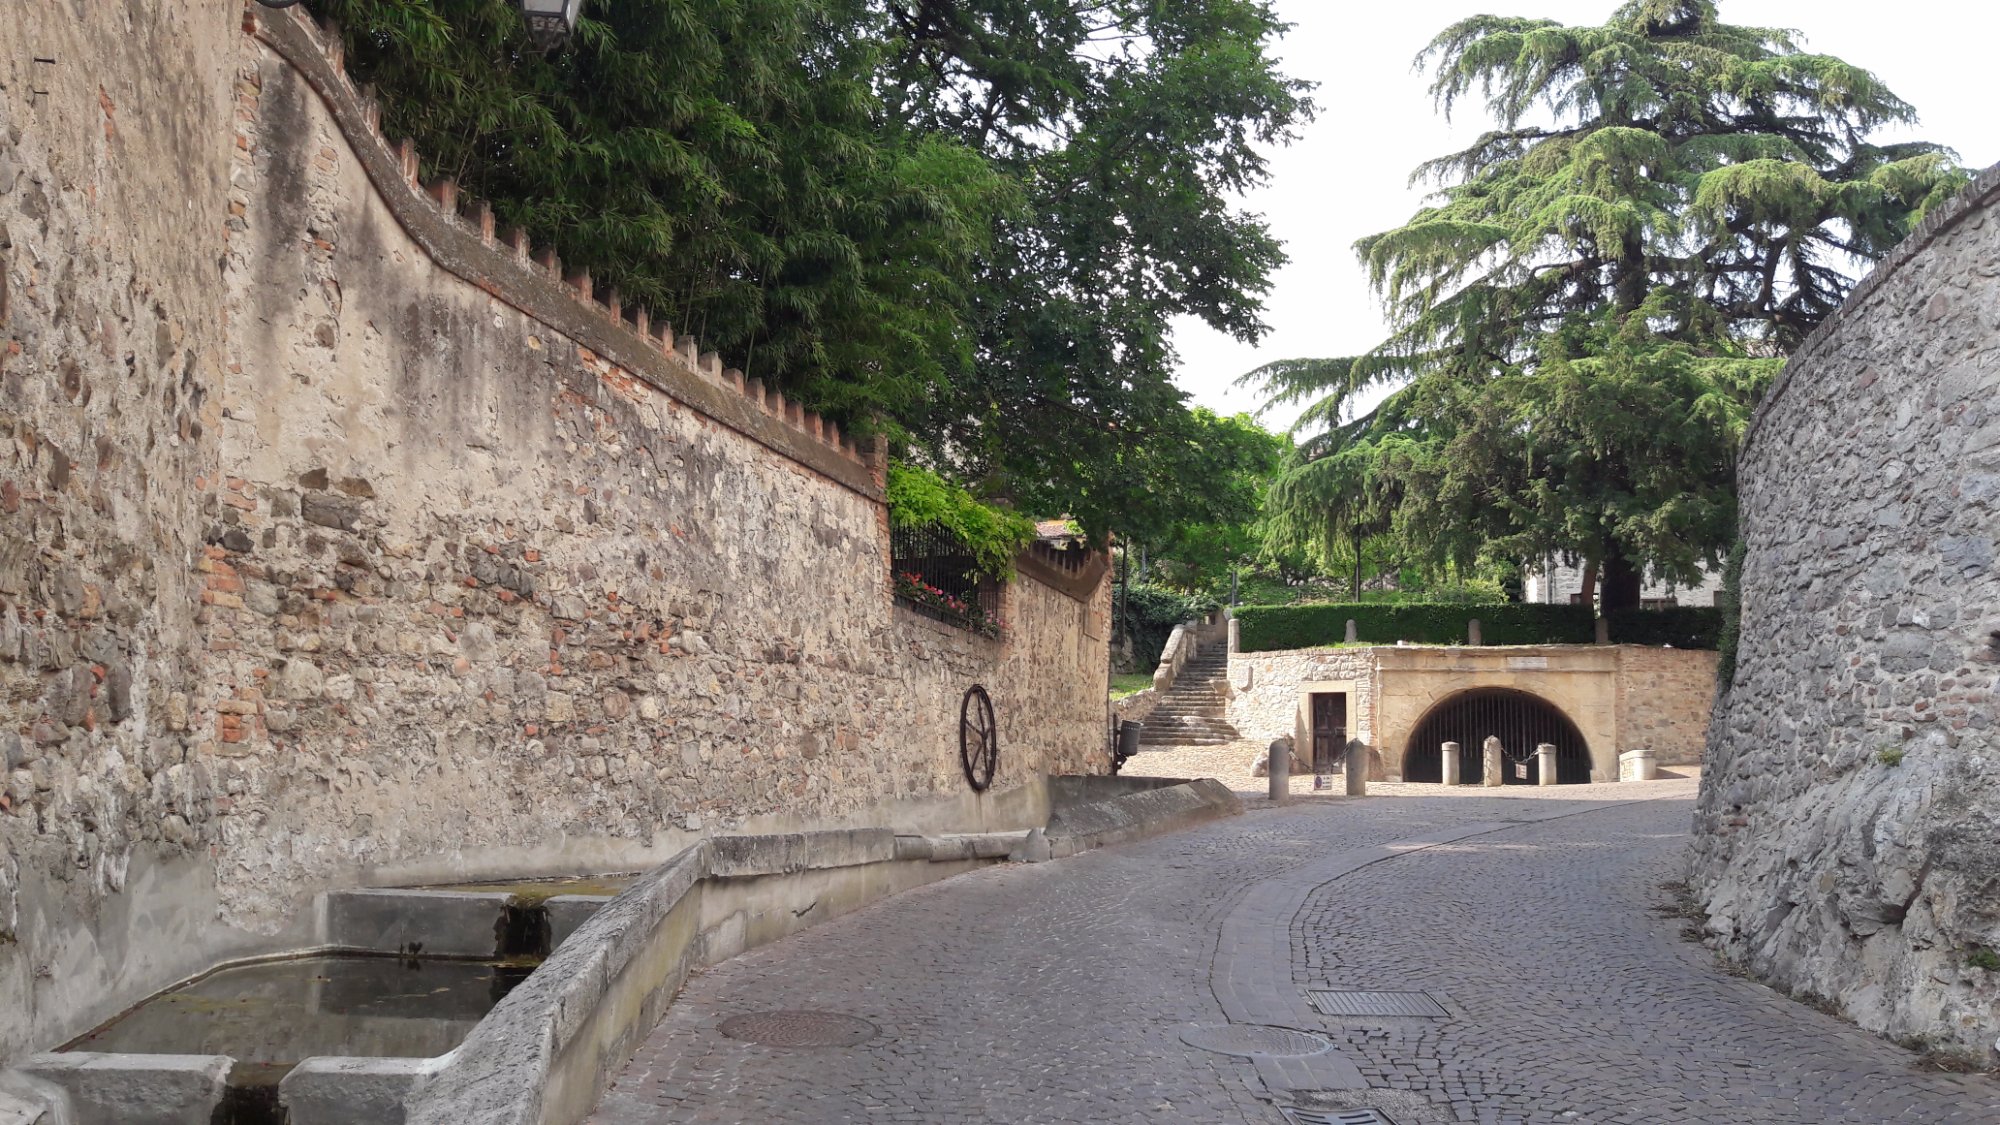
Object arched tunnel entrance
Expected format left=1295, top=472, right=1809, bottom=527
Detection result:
left=1402, top=688, right=1591, bottom=784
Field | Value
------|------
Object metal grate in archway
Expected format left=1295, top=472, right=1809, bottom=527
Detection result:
left=1401, top=688, right=1589, bottom=784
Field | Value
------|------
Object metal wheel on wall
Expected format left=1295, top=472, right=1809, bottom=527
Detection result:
left=959, top=685, right=998, bottom=791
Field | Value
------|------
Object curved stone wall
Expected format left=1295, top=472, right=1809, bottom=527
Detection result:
left=1695, top=163, right=2000, bottom=1056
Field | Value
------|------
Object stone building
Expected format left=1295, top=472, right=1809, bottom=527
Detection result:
left=1521, top=555, right=1723, bottom=607
left=0, top=4, right=1111, bottom=1061
left=1696, top=163, right=2000, bottom=1057
left=1225, top=640, right=1715, bottom=783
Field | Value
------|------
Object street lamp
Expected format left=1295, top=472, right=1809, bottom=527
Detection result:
left=518, top=0, right=583, bottom=51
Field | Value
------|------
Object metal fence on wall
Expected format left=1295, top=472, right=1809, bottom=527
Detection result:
left=891, top=523, right=1002, bottom=635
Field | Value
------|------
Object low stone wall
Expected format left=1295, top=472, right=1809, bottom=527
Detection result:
left=1042, top=779, right=1240, bottom=857
left=0, top=5, right=1111, bottom=1060
left=1695, top=163, right=2000, bottom=1056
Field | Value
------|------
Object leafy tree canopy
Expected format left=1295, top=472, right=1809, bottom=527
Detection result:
left=314, top=0, right=1311, bottom=543
left=1245, top=0, right=1965, bottom=609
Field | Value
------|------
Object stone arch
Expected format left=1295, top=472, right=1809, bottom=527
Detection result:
left=1402, top=687, right=1590, bottom=784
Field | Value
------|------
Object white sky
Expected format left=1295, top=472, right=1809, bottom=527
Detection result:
left=1172, top=0, right=2000, bottom=430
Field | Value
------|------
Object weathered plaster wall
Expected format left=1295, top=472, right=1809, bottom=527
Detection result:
left=0, top=0, right=239, bottom=1067
left=1695, top=164, right=2000, bottom=1057
left=1226, top=644, right=1715, bottom=781
left=0, top=7, right=1110, bottom=1060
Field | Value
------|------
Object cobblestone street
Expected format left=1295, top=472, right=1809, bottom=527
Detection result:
left=589, top=777, right=2000, bottom=1124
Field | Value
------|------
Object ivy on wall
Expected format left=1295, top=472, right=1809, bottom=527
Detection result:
left=884, top=461, right=1035, bottom=581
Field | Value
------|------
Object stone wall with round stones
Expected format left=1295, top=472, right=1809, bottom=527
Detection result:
left=0, top=4, right=1111, bottom=1060
left=1694, top=163, right=2000, bottom=1057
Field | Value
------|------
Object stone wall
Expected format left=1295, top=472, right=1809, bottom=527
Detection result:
left=0, top=5, right=1111, bottom=1061
left=1225, top=647, right=1376, bottom=755
left=1614, top=647, right=1715, bottom=767
left=1694, top=164, right=2000, bottom=1057
left=0, top=0, right=239, bottom=1068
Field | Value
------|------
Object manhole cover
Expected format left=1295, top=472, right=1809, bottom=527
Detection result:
left=717, top=1010, right=878, bottom=1047
left=1282, top=1109, right=1396, bottom=1125
left=1178, top=1024, right=1330, bottom=1058
left=1304, top=989, right=1449, bottom=1018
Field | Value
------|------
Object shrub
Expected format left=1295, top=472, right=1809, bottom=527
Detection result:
left=1119, top=584, right=1219, bottom=670
left=1233, top=603, right=1593, bottom=652
left=1714, top=539, right=1748, bottom=687
left=1605, top=606, right=1724, bottom=649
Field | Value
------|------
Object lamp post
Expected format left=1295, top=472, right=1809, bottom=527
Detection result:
left=518, top=0, right=583, bottom=50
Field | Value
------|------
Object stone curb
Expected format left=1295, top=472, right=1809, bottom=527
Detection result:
left=1041, top=778, right=1244, bottom=859
left=11, top=1054, right=229, bottom=1125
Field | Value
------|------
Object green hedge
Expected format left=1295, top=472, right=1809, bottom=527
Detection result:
left=1606, top=606, right=1723, bottom=650
left=1234, top=602, right=1722, bottom=652
left=1233, top=603, right=1593, bottom=651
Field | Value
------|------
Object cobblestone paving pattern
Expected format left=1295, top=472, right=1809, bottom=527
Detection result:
left=588, top=780, right=1999, bottom=1124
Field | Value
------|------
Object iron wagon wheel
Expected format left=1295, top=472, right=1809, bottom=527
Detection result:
left=959, top=685, right=998, bottom=791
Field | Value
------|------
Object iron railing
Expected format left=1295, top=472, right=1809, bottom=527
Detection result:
left=892, top=522, right=1002, bottom=636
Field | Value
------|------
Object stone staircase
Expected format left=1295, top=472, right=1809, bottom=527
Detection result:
left=1137, top=650, right=1240, bottom=747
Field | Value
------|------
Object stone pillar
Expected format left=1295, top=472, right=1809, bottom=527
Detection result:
left=1594, top=616, right=1611, bottom=645
left=1344, top=618, right=1358, bottom=644
left=1481, top=736, right=1505, bottom=787
left=1467, top=618, right=1482, bottom=646
left=1344, top=739, right=1369, bottom=796
left=1536, top=742, right=1558, bottom=786
left=1441, top=742, right=1461, bottom=786
left=1227, top=615, right=1240, bottom=654
left=1267, top=736, right=1291, bottom=805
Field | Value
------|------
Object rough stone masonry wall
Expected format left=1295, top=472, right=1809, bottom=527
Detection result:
left=1225, top=648, right=1377, bottom=750
left=1613, top=647, right=1716, bottom=768
left=1695, top=164, right=2000, bottom=1056
left=0, top=0, right=239, bottom=1066
left=0, top=4, right=1110, bottom=1060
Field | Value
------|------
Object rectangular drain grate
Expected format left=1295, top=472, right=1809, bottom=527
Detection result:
left=1303, top=989, right=1449, bottom=1019
left=1282, top=1109, right=1396, bottom=1125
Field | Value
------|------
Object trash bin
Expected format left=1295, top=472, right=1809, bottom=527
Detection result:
left=1117, top=720, right=1143, bottom=762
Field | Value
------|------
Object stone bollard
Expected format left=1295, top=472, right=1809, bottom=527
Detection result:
left=1344, top=739, right=1369, bottom=796
left=1618, top=748, right=1657, bottom=782
left=1268, top=736, right=1292, bottom=805
left=1441, top=741, right=1461, bottom=786
left=1481, top=736, right=1505, bottom=787
left=1344, top=618, right=1358, bottom=644
left=1536, top=742, right=1559, bottom=786
left=1594, top=616, right=1610, bottom=645
left=1467, top=618, right=1482, bottom=646
left=1228, top=616, right=1241, bottom=653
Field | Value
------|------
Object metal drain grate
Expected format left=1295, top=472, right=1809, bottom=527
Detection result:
left=1281, top=1109, right=1396, bottom=1125
left=1303, top=989, right=1448, bottom=1018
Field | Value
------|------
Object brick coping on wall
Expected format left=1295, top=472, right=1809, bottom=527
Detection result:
left=1740, top=160, right=2000, bottom=458
left=249, top=5, right=881, bottom=501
